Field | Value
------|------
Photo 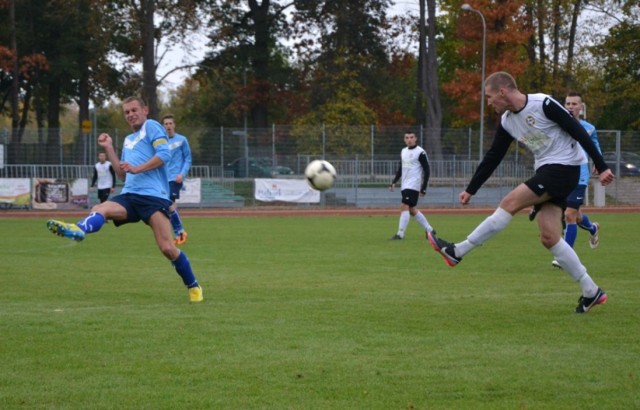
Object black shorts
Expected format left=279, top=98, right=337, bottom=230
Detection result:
left=108, top=193, right=172, bottom=227
left=169, top=181, right=183, bottom=202
left=401, top=189, right=420, bottom=207
left=525, top=164, right=580, bottom=210
left=97, top=188, right=111, bottom=203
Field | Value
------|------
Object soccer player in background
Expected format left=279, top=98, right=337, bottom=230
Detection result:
left=427, top=71, right=614, bottom=313
left=161, top=114, right=192, bottom=245
left=389, top=131, right=436, bottom=240
left=547, top=92, right=602, bottom=269
left=91, top=152, right=116, bottom=203
left=46, top=97, right=203, bottom=303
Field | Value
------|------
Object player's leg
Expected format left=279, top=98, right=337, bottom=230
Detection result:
left=148, top=211, right=202, bottom=302
left=391, top=196, right=411, bottom=240
left=578, top=212, right=599, bottom=249
left=46, top=200, right=127, bottom=241
left=168, top=182, right=187, bottom=245
left=538, top=204, right=606, bottom=312
left=410, top=204, right=435, bottom=235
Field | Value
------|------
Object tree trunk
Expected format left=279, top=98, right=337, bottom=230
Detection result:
left=416, top=0, right=426, bottom=126
left=46, top=81, right=62, bottom=164
left=425, top=0, right=443, bottom=160
left=249, top=0, right=270, bottom=128
left=564, top=0, right=582, bottom=88
left=9, top=0, right=21, bottom=164
left=141, top=0, right=158, bottom=118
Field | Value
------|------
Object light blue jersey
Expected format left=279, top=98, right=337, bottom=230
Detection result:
left=578, top=119, right=601, bottom=185
left=167, top=133, right=192, bottom=180
left=120, top=119, right=171, bottom=199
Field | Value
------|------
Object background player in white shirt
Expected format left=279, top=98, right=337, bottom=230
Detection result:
left=91, top=152, right=116, bottom=203
left=389, top=132, right=435, bottom=240
left=427, top=72, right=614, bottom=314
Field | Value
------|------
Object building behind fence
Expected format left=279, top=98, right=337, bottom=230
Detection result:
left=1, top=126, right=639, bottom=208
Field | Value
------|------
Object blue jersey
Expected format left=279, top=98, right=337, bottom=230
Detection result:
left=578, top=119, right=601, bottom=185
left=167, top=133, right=192, bottom=181
left=120, top=119, right=171, bottom=199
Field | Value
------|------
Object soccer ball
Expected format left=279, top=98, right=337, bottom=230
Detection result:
left=305, top=160, right=337, bottom=191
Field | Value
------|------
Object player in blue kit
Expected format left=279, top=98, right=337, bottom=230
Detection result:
left=46, top=97, right=203, bottom=303
left=427, top=72, right=614, bottom=314
left=162, top=114, right=192, bottom=245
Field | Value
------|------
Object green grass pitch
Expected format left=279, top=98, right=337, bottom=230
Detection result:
left=1, top=212, right=639, bottom=409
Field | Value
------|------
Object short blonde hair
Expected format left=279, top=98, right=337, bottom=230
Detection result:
left=485, top=72, right=518, bottom=91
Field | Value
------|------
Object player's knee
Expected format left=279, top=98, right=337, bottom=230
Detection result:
left=539, top=231, right=559, bottom=249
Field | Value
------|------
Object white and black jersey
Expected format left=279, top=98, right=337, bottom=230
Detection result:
left=466, top=93, right=608, bottom=195
left=92, top=161, right=116, bottom=190
left=391, top=145, right=430, bottom=193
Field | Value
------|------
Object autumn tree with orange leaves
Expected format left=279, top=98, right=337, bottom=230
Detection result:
left=442, top=0, right=532, bottom=130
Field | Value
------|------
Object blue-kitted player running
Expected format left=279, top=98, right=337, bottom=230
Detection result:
left=161, top=114, right=192, bottom=245
left=46, top=97, right=203, bottom=303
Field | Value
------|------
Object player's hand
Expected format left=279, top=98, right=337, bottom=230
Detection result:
left=459, top=191, right=473, bottom=205
left=120, top=162, right=138, bottom=174
left=419, top=191, right=425, bottom=197
left=175, top=175, right=184, bottom=184
left=98, top=133, right=112, bottom=147
left=388, top=183, right=395, bottom=192
left=598, top=168, right=614, bottom=186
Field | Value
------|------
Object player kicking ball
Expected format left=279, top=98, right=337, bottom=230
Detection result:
left=46, top=97, right=203, bottom=303
left=426, top=72, right=613, bottom=314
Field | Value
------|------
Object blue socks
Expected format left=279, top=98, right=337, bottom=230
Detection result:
left=564, top=223, right=578, bottom=247
left=76, top=212, right=105, bottom=233
left=578, top=213, right=596, bottom=234
left=169, top=209, right=184, bottom=236
left=172, top=251, right=198, bottom=288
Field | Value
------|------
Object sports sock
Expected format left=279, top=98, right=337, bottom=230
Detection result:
left=169, top=209, right=184, bottom=236
left=413, top=211, right=433, bottom=233
left=549, top=240, right=598, bottom=296
left=172, top=251, right=198, bottom=288
left=456, top=207, right=512, bottom=257
left=578, top=213, right=594, bottom=233
left=76, top=212, right=105, bottom=233
left=397, top=210, right=410, bottom=238
left=564, top=223, right=578, bottom=247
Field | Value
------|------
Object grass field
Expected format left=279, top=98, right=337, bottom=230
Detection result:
left=1, top=212, right=639, bottom=409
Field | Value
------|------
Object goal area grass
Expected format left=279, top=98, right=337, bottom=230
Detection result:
left=1, top=213, right=638, bottom=409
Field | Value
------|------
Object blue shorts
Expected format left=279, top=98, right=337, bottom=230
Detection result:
left=108, top=193, right=172, bottom=226
left=566, top=184, right=587, bottom=210
left=169, top=181, right=183, bottom=202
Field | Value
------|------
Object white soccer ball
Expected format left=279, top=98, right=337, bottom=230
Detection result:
left=304, top=160, right=337, bottom=191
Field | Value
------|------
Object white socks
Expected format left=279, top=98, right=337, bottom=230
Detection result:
left=397, top=210, right=434, bottom=238
left=413, top=211, right=433, bottom=233
left=550, top=240, right=598, bottom=297
left=397, top=210, right=410, bottom=238
left=456, top=207, right=512, bottom=257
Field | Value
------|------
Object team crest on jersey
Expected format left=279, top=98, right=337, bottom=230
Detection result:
left=526, top=115, right=536, bottom=126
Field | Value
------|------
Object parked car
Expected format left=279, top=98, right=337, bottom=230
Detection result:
left=224, top=157, right=295, bottom=178
left=602, top=151, right=640, bottom=177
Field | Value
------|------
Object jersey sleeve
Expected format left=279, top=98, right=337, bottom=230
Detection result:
left=391, top=162, right=402, bottom=185
left=146, top=121, right=171, bottom=165
left=181, top=137, right=192, bottom=177
left=465, top=125, right=513, bottom=195
left=419, top=151, right=430, bottom=193
left=543, top=97, right=609, bottom=173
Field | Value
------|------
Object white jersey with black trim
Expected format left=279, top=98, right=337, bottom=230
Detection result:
left=400, top=145, right=426, bottom=191
left=500, top=93, right=586, bottom=170
left=94, top=161, right=114, bottom=189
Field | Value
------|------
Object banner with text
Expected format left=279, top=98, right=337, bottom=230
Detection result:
left=254, top=179, right=320, bottom=203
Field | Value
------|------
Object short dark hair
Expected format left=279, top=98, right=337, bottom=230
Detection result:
left=161, top=114, right=175, bottom=122
left=566, top=91, right=583, bottom=99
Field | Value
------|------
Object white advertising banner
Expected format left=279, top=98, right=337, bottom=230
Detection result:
left=0, top=178, right=31, bottom=206
left=176, top=178, right=201, bottom=204
left=254, top=178, right=320, bottom=203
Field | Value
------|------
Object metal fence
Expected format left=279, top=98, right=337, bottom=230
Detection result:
left=1, top=126, right=639, bottom=208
